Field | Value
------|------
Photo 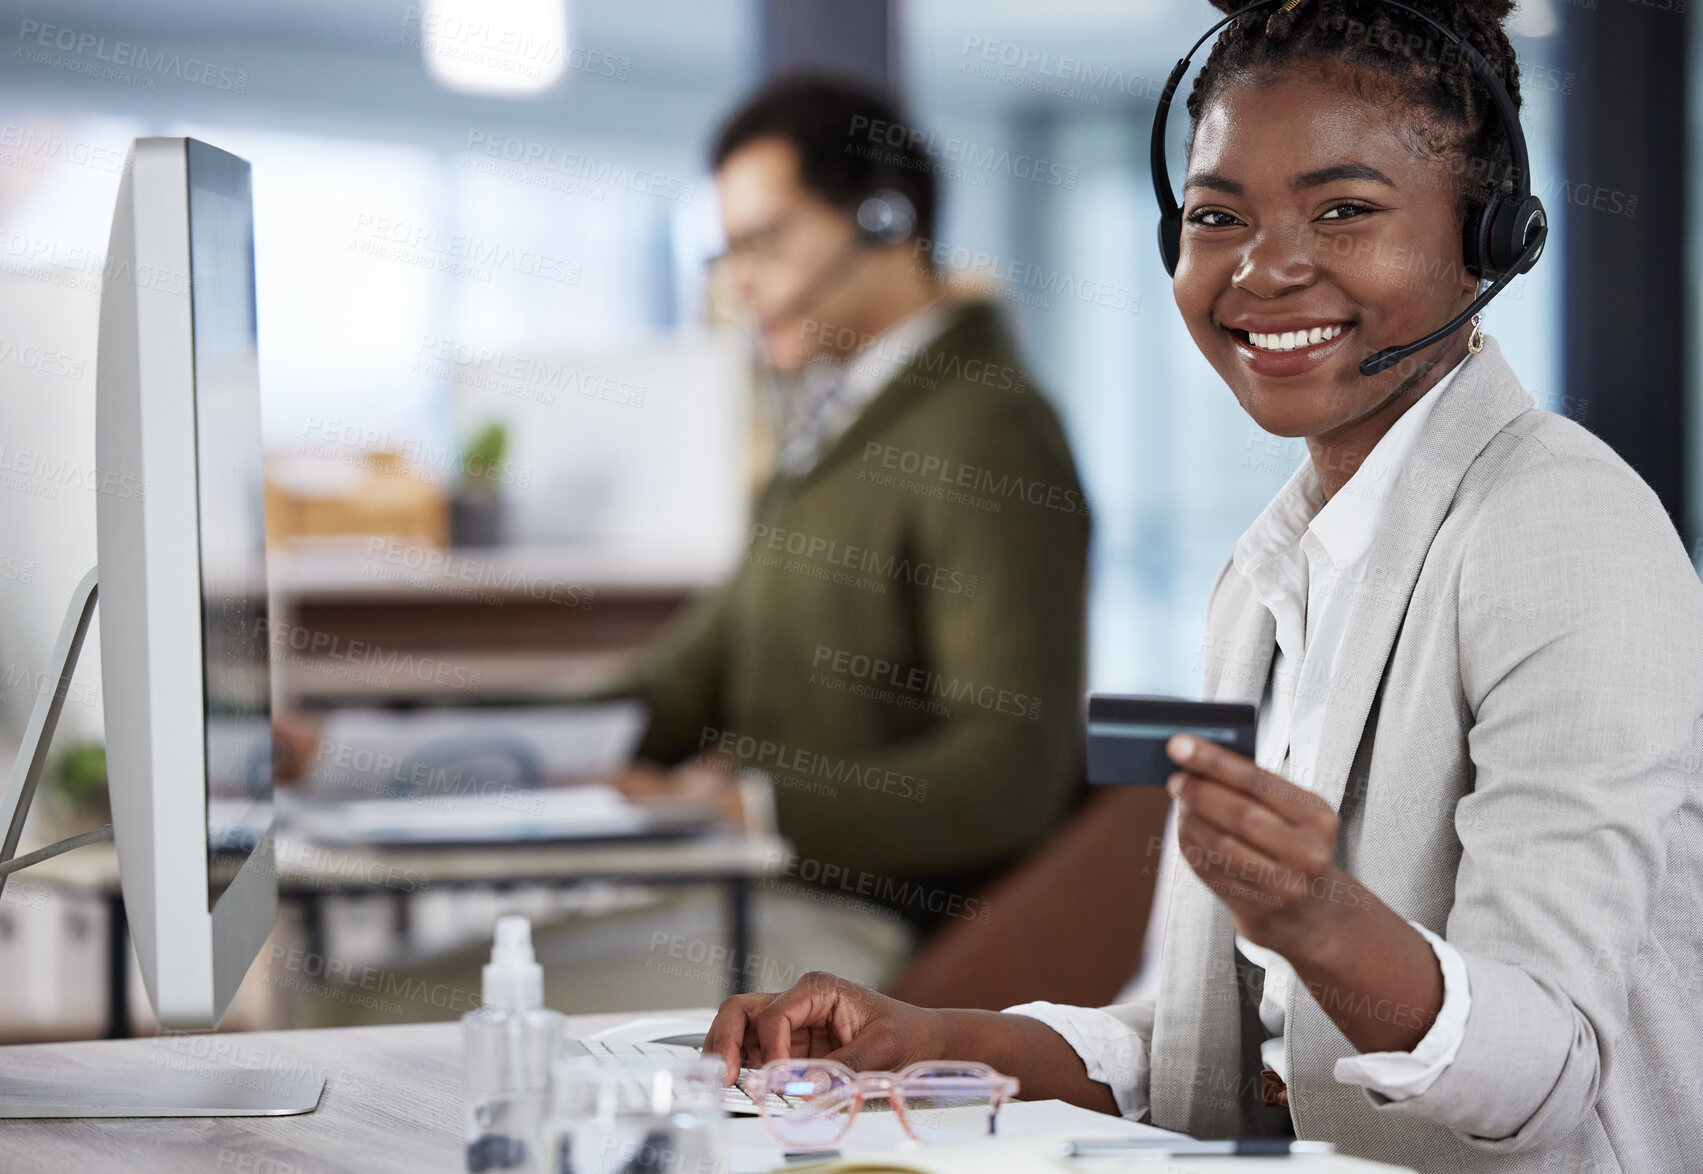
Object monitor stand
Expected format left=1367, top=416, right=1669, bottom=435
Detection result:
left=0, top=1066, right=326, bottom=1119
left=0, top=567, right=324, bottom=1118
left=0, top=567, right=102, bottom=903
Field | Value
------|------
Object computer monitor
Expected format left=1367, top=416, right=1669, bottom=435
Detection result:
left=95, top=135, right=277, bottom=1032
left=0, top=136, right=319, bottom=1117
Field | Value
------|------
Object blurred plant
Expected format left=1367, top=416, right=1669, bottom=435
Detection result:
left=42, top=740, right=110, bottom=834
left=51, top=742, right=106, bottom=806
left=459, top=419, right=509, bottom=495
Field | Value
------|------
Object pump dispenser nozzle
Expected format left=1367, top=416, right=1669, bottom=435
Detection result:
left=463, top=915, right=563, bottom=1174
left=481, top=914, right=544, bottom=1012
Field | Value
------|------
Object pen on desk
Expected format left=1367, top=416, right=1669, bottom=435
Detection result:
left=1061, top=1137, right=1336, bottom=1157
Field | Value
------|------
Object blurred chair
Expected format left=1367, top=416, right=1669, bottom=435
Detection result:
left=884, top=785, right=1169, bottom=1011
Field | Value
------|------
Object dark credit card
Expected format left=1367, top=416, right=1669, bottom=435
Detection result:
left=1085, top=694, right=1257, bottom=785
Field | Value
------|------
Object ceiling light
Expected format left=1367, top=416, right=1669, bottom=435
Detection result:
left=420, top=0, right=570, bottom=97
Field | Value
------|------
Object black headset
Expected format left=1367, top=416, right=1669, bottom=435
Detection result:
left=759, top=174, right=921, bottom=328
left=855, top=187, right=919, bottom=247
left=1151, top=0, right=1548, bottom=376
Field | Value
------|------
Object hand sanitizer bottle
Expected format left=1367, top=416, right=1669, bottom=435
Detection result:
left=463, top=916, right=565, bottom=1174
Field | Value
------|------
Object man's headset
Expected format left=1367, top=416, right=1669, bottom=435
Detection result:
left=1150, top=0, right=1548, bottom=376
left=855, top=186, right=920, bottom=248
left=759, top=180, right=921, bottom=331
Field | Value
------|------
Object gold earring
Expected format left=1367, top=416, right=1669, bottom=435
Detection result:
left=1467, top=313, right=1485, bottom=354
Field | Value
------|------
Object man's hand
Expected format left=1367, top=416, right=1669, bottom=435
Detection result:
left=701, top=972, right=948, bottom=1085
left=271, top=710, right=325, bottom=785
left=1165, top=733, right=1373, bottom=956
left=610, top=756, right=758, bottom=830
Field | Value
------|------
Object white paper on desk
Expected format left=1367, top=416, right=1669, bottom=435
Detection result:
left=302, top=700, right=647, bottom=795
left=726, top=1099, right=1188, bottom=1174
left=738, top=1127, right=1414, bottom=1174
left=283, top=780, right=731, bottom=845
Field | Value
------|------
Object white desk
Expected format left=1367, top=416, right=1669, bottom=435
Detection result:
left=0, top=1017, right=582, bottom=1172
left=0, top=1013, right=1416, bottom=1174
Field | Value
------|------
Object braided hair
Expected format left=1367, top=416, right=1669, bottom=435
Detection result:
left=1185, top=0, right=1522, bottom=225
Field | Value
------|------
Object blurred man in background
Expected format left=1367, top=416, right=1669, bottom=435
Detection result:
left=286, top=74, right=1092, bottom=1019
left=596, top=73, right=1093, bottom=998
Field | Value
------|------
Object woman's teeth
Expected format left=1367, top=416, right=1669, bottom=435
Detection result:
left=1242, top=323, right=1347, bottom=352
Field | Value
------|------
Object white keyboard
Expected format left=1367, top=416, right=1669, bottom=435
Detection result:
left=563, top=1036, right=804, bottom=1115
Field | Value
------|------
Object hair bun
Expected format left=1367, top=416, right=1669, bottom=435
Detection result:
left=1200, top=0, right=1515, bottom=28
left=1395, top=0, right=1516, bottom=25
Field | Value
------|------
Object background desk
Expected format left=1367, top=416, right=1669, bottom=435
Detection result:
left=23, top=832, right=788, bottom=1038
left=269, top=542, right=717, bottom=702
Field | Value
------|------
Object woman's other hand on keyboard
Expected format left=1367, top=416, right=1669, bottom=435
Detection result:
left=702, top=972, right=948, bottom=1085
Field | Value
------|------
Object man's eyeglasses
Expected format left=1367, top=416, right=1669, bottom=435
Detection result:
left=740, top=1058, right=1020, bottom=1149
left=709, top=204, right=811, bottom=272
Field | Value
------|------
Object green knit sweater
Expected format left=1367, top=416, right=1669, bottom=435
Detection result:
left=618, top=300, right=1091, bottom=923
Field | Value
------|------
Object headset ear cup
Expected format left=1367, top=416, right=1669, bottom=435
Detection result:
left=1492, top=194, right=1547, bottom=277
left=856, top=189, right=917, bottom=247
left=1481, top=178, right=1546, bottom=283
left=1157, top=214, right=1182, bottom=277
left=1466, top=185, right=1506, bottom=283
left=1460, top=202, right=1484, bottom=281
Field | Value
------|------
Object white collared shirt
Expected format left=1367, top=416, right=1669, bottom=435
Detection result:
left=1007, top=358, right=1474, bottom=1120
left=774, top=295, right=956, bottom=478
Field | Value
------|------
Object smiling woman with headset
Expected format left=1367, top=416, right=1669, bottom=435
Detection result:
left=702, top=2, right=1703, bottom=1170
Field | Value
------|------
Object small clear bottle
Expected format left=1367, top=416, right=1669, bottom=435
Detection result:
left=463, top=915, right=565, bottom=1174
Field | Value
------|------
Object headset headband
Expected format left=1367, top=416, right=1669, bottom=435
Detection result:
left=1152, top=0, right=1531, bottom=224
